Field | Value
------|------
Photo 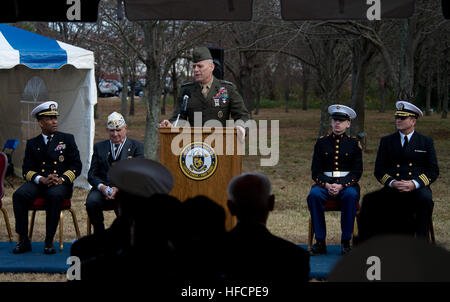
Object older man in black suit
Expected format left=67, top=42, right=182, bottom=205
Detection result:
left=374, top=100, right=439, bottom=238
left=86, top=112, right=144, bottom=234
left=224, top=173, right=310, bottom=286
left=13, top=101, right=82, bottom=254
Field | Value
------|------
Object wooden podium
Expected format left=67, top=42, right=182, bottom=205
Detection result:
left=159, top=127, right=242, bottom=230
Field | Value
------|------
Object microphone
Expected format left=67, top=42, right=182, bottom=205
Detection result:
left=181, top=89, right=191, bottom=112
left=174, top=89, right=191, bottom=127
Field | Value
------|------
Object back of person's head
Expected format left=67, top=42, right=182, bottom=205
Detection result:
left=179, top=195, right=225, bottom=240
left=356, top=189, right=415, bottom=245
left=227, top=173, right=274, bottom=224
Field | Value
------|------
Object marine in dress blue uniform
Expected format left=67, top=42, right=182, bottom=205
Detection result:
left=86, top=112, right=144, bottom=234
left=373, top=101, right=439, bottom=238
left=12, top=101, right=82, bottom=254
left=307, top=105, right=362, bottom=255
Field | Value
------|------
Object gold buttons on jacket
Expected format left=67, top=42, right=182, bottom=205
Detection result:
left=54, top=161, right=57, bottom=165
left=397, top=164, right=400, bottom=168
left=409, top=163, right=413, bottom=166
left=396, top=173, right=400, bottom=177
left=42, top=162, right=46, bottom=165
left=41, top=169, right=45, bottom=172
left=336, top=140, right=340, bottom=143
left=409, top=172, right=412, bottom=176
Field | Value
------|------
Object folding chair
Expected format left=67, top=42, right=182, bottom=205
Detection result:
left=0, top=152, right=13, bottom=241
left=29, top=198, right=81, bottom=250
left=2, top=139, right=19, bottom=179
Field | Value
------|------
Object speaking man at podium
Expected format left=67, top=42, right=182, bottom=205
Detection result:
left=159, top=47, right=249, bottom=138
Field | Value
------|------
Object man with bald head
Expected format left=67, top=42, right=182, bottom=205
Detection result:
left=224, top=173, right=310, bottom=284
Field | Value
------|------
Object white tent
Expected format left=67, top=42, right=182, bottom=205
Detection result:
left=0, top=24, right=96, bottom=189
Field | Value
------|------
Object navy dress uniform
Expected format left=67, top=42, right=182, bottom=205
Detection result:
left=374, top=101, right=439, bottom=238
left=307, top=105, right=362, bottom=255
left=86, top=112, right=144, bottom=234
left=169, top=47, right=249, bottom=127
left=12, top=101, right=82, bottom=254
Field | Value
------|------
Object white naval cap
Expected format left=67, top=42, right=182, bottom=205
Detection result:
left=107, top=112, right=126, bottom=130
left=395, top=101, right=423, bottom=118
left=30, top=101, right=59, bottom=119
left=108, top=158, right=174, bottom=198
left=328, top=104, right=357, bottom=120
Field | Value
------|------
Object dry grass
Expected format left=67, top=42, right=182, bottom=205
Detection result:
left=1, top=97, right=448, bottom=281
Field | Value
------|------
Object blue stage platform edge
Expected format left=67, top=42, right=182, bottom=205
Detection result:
left=0, top=242, right=342, bottom=280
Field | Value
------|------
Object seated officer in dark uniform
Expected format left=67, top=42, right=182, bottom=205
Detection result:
left=159, top=46, right=249, bottom=139
left=307, top=105, right=362, bottom=255
left=12, top=101, right=82, bottom=254
left=86, top=112, right=144, bottom=234
left=374, top=100, right=439, bottom=238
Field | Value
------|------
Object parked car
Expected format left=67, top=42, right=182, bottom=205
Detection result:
left=111, top=80, right=123, bottom=95
left=127, top=80, right=144, bottom=97
left=98, top=79, right=119, bottom=97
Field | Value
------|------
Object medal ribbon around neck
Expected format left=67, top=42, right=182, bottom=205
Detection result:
left=110, top=137, right=127, bottom=161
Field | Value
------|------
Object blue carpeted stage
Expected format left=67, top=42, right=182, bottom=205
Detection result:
left=0, top=242, right=342, bottom=280
left=0, top=242, right=71, bottom=273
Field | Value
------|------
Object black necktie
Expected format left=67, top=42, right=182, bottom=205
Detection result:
left=46, top=135, right=53, bottom=145
left=403, top=136, right=408, bottom=151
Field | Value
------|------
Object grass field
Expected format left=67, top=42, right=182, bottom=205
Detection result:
left=1, top=97, right=448, bottom=282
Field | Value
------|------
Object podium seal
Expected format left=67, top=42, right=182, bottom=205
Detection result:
left=179, top=142, right=218, bottom=181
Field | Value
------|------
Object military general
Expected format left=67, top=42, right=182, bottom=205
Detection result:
left=160, top=47, right=249, bottom=138
left=373, top=100, right=439, bottom=239
left=307, top=105, right=362, bottom=256
left=12, top=101, right=82, bottom=254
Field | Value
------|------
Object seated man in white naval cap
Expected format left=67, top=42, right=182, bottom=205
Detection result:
left=12, top=101, right=82, bottom=254
left=307, top=104, right=363, bottom=256
left=86, top=112, right=144, bottom=234
left=373, top=100, right=439, bottom=239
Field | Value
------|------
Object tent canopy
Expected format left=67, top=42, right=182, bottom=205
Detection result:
left=0, top=24, right=96, bottom=189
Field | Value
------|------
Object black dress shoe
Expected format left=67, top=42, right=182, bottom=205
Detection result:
left=341, top=240, right=352, bottom=255
left=44, top=242, right=56, bottom=255
left=309, top=241, right=327, bottom=256
left=12, top=238, right=32, bottom=254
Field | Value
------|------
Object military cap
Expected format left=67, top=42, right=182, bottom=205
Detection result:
left=193, top=47, right=213, bottom=63
left=107, top=112, right=126, bottom=130
left=30, top=101, right=59, bottom=119
left=395, top=101, right=423, bottom=119
left=328, top=104, right=356, bottom=121
left=108, top=158, right=174, bottom=198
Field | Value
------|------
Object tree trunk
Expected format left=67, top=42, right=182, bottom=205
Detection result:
left=425, top=66, right=432, bottom=116
left=284, top=86, right=289, bottom=113
left=436, top=56, right=442, bottom=113
left=143, top=22, right=163, bottom=160
left=121, top=60, right=129, bottom=121
left=398, top=18, right=415, bottom=100
left=442, top=55, right=448, bottom=119
left=379, top=77, right=386, bottom=113
left=238, top=52, right=255, bottom=112
left=302, top=65, right=310, bottom=111
left=172, top=62, right=179, bottom=111
left=318, top=90, right=336, bottom=137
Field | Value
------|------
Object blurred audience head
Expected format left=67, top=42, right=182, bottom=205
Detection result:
left=227, top=173, right=274, bottom=224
